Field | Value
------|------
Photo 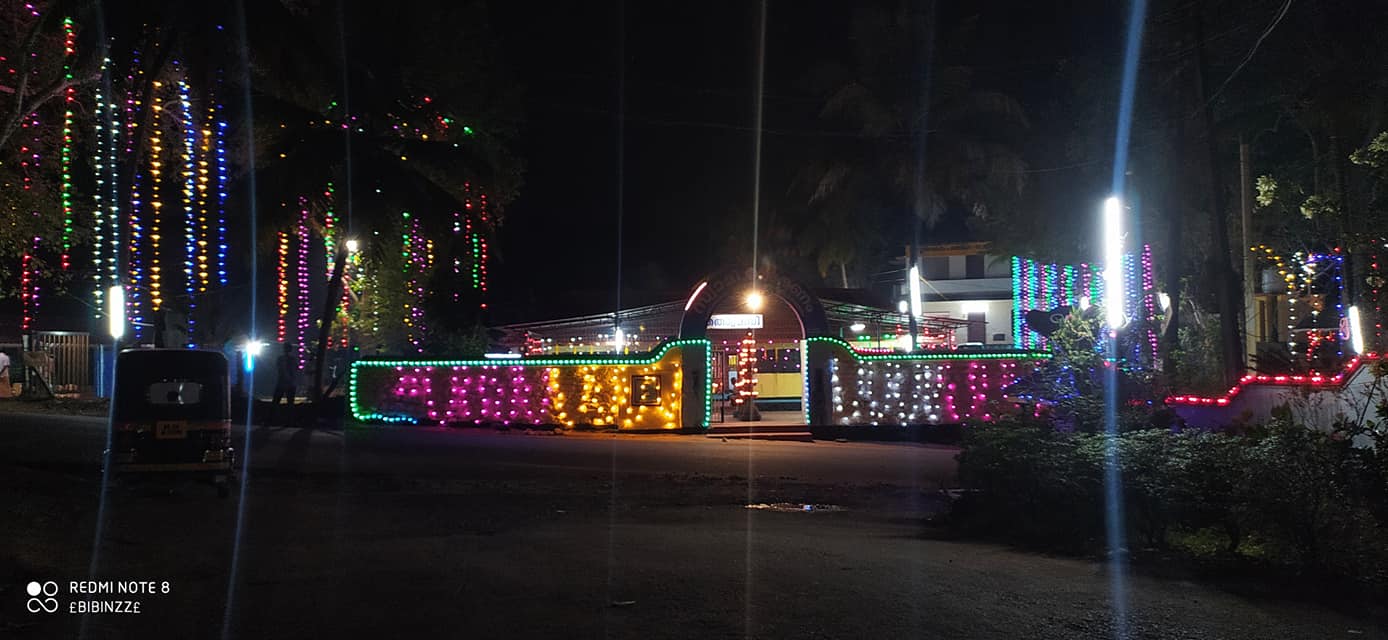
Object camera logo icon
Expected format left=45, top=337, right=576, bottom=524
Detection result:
left=26, top=581, right=58, bottom=613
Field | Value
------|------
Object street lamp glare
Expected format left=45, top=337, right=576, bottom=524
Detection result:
left=849, top=322, right=866, bottom=333
left=345, top=239, right=360, bottom=254
left=1348, top=305, right=1365, bottom=355
left=745, top=290, right=764, bottom=312
left=108, top=285, right=125, bottom=340
left=1103, top=196, right=1126, bottom=329
left=908, top=265, right=923, bottom=319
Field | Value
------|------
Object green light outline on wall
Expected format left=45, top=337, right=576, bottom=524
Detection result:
left=349, top=338, right=714, bottom=425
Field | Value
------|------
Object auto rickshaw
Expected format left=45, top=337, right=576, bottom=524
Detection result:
left=106, top=349, right=236, bottom=497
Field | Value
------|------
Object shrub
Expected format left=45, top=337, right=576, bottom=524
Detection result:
left=956, top=419, right=1104, bottom=550
left=955, top=417, right=1388, bottom=583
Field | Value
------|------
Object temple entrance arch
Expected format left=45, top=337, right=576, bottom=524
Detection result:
left=677, top=269, right=829, bottom=341
left=676, top=269, right=834, bottom=428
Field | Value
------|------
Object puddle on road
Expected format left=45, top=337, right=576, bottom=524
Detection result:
left=744, top=503, right=844, bottom=513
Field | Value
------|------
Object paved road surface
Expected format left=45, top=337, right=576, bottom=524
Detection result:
left=0, top=411, right=1382, bottom=639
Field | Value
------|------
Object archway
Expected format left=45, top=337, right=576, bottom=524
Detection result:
left=678, top=268, right=829, bottom=341
left=676, top=269, right=833, bottom=428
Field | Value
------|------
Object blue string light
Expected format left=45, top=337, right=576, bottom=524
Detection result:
left=177, top=77, right=198, bottom=346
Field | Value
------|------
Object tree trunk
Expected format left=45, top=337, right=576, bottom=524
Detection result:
left=312, top=245, right=348, bottom=405
left=1161, top=155, right=1184, bottom=378
left=1194, top=12, right=1243, bottom=386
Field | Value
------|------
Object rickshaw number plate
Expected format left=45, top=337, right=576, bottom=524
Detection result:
left=155, top=421, right=187, bottom=439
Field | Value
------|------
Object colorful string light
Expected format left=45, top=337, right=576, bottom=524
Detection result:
left=297, top=196, right=311, bottom=368
left=196, top=102, right=213, bottom=294
left=58, top=17, right=75, bottom=270
left=350, top=339, right=703, bottom=426
left=1011, top=247, right=1155, bottom=354
left=125, top=51, right=145, bottom=340
left=401, top=211, right=431, bottom=352
left=215, top=110, right=229, bottom=286
left=1168, top=352, right=1381, bottom=406
left=178, top=77, right=198, bottom=345
left=20, top=242, right=37, bottom=331
left=277, top=229, right=289, bottom=343
left=148, top=80, right=164, bottom=311
left=92, top=57, right=110, bottom=317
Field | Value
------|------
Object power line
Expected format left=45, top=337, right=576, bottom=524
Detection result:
left=1204, top=0, right=1294, bottom=106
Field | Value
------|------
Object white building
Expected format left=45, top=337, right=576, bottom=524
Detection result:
left=886, top=241, right=1014, bottom=346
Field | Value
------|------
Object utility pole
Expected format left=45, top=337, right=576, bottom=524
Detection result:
left=1240, top=139, right=1257, bottom=372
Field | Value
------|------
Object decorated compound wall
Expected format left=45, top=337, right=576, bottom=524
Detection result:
left=811, top=337, right=1047, bottom=425
left=349, top=340, right=708, bottom=428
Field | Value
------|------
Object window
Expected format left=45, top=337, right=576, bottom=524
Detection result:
left=922, top=257, right=950, bottom=280
left=965, top=254, right=985, bottom=278
left=147, top=381, right=204, bottom=405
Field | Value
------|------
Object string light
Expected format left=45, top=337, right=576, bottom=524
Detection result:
left=733, top=333, right=759, bottom=408
left=826, top=342, right=1033, bottom=425
left=351, top=339, right=703, bottom=426
left=322, top=183, right=350, bottom=348
left=92, top=57, right=110, bottom=317
left=58, top=17, right=75, bottom=270
left=126, top=51, right=145, bottom=340
left=20, top=240, right=37, bottom=331
left=19, top=37, right=42, bottom=330
left=1141, top=244, right=1158, bottom=362
left=1011, top=256, right=1024, bottom=348
left=148, top=80, right=164, bottom=311
left=277, top=230, right=289, bottom=343
left=196, top=102, right=213, bottom=294
left=1372, top=249, right=1382, bottom=348
left=1012, top=246, right=1155, bottom=353
left=401, top=211, right=433, bottom=351
left=1168, top=352, right=1381, bottom=406
left=297, top=196, right=311, bottom=368
left=215, top=111, right=229, bottom=286
left=178, top=77, right=198, bottom=345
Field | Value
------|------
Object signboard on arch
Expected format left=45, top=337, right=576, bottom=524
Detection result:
left=708, top=314, right=763, bottom=330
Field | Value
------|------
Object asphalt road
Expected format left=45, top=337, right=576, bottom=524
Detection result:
left=0, top=410, right=1383, bottom=639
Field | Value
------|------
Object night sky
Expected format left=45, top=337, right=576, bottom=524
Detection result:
left=485, top=1, right=1120, bottom=323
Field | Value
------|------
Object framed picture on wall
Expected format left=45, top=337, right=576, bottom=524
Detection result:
left=631, top=375, right=661, bottom=406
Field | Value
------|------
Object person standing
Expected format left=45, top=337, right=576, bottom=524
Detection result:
left=0, top=349, right=11, bottom=398
left=272, top=343, right=297, bottom=423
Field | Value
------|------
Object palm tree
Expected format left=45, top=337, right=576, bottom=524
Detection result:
left=238, top=0, right=522, bottom=403
left=794, top=2, right=1027, bottom=285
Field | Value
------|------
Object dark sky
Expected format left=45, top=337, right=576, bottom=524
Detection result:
left=486, top=1, right=1120, bottom=324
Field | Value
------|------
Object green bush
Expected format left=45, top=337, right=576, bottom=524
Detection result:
left=956, top=420, right=1104, bottom=550
left=956, top=417, right=1388, bottom=582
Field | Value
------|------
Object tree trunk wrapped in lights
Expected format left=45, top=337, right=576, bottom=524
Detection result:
left=733, top=333, right=761, bottom=421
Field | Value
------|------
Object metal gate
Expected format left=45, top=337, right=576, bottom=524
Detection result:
left=30, top=331, right=91, bottom=393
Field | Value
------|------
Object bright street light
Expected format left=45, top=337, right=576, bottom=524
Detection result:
left=1348, top=305, right=1365, bottom=354
left=108, top=285, right=125, bottom=340
left=745, top=290, right=764, bottom=312
left=242, top=339, right=266, bottom=372
left=345, top=239, right=360, bottom=253
left=849, top=322, right=866, bottom=332
left=1103, top=196, right=1125, bottom=329
left=908, top=265, right=923, bottom=319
